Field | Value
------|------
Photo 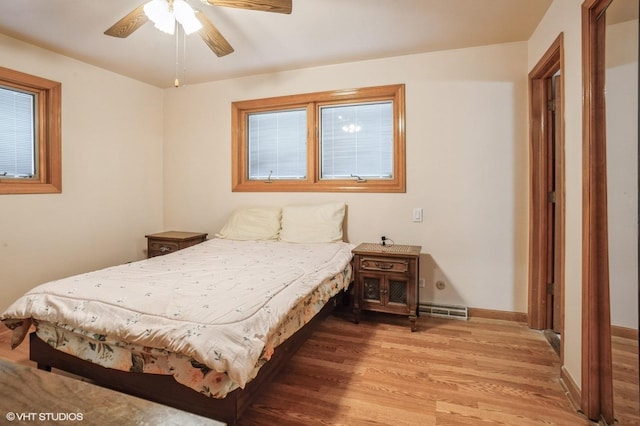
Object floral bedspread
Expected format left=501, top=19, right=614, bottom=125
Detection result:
left=1, top=239, right=354, bottom=392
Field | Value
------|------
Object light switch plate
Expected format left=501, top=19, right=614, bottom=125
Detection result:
left=413, top=207, right=423, bottom=222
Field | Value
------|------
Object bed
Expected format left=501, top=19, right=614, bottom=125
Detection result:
left=1, top=202, right=354, bottom=425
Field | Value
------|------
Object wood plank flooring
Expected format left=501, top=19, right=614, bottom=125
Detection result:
left=239, top=310, right=595, bottom=425
left=613, top=334, right=640, bottom=425
left=0, top=310, right=637, bottom=425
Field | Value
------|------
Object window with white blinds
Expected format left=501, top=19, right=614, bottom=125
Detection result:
left=248, top=108, right=307, bottom=180
left=320, top=102, right=393, bottom=180
left=232, top=84, right=405, bottom=193
left=0, top=86, right=36, bottom=178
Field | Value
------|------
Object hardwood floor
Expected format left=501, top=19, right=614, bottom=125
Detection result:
left=239, top=310, right=594, bottom=425
left=1, top=311, right=637, bottom=425
left=613, top=334, right=640, bottom=425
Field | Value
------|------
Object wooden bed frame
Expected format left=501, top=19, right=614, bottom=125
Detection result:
left=29, top=292, right=346, bottom=425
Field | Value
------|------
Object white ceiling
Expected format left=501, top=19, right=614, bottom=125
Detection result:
left=0, top=0, right=555, bottom=88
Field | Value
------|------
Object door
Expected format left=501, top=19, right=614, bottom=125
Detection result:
left=547, top=74, right=563, bottom=337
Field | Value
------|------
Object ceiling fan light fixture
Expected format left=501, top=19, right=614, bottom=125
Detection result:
left=173, top=1, right=203, bottom=35
left=144, top=0, right=174, bottom=34
left=143, top=0, right=202, bottom=35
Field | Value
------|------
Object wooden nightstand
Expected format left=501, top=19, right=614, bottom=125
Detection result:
left=145, top=231, right=208, bottom=258
left=352, top=242, right=422, bottom=331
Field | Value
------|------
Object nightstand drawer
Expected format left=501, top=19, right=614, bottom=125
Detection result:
left=360, top=257, right=409, bottom=273
left=145, top=231, right=208, bottom=258
left=149, top=241, right=180, bottom=255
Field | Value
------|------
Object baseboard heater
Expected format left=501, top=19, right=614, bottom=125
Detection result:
left=419, top=302, right=468, bottom=320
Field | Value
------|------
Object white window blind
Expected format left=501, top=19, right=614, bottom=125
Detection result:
left=248, top=109, right=307, bottom=180
left=320, top=101, right=393, bottom=180
left=0, top=86, right=36, bottom=178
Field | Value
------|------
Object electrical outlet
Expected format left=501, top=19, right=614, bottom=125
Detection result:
left=419, top=278, right=425, bottom=288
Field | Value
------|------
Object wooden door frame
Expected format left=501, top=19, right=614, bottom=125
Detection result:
left=581, top=0, right=614, bottom=423
left=528, top=34, right=565, bottom=343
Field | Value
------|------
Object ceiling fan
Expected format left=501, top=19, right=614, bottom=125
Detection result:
left=104, top=0, right=292, bottom=58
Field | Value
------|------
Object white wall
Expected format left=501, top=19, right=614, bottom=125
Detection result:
left=0, top=34, right=164, bottom=312
left=162, top=41, right=530, bottom=314
left=606, top=18, right=639, bottom=329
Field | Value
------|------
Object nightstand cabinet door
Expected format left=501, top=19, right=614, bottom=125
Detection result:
left=387, top=276, right=409, bottom=307
left=360, top=272, right=412, bottom=314
left=362, top=275, right=383, bottom=306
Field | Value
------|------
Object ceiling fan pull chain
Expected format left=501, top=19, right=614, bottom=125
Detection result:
left=174, top=22, right=180, bottom=87
left=183, top=28, right=188, bottom=86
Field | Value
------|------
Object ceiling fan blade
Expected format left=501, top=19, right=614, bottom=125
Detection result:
left=204, top=0, right=292, bottom=14
left=104, top=4, right=149, bottom=38
left=195, top=12, right=235, bottom=57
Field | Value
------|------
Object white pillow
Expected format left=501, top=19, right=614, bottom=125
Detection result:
left=215, top=207, right=282, bottom=240
left=280, top=202, right=346, bottom=243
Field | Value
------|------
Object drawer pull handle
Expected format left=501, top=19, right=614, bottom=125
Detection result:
left=160, top=246, right=171, bottom=252
left=375, top=262, right=394, bottom=270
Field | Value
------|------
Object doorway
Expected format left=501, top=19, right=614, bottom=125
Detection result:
left=528, top=35, right=566, bottom=360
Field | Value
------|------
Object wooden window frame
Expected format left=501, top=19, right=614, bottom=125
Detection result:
left=231, top=84, right=406, bottom=193
left=0, top=67, right=62, bottom=195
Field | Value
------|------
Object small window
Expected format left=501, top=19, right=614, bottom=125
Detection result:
left=319, top=101, right=393, bottom=181
left=232, top=84, right=405, bottom=192
left=248, top=108, right=307, bottom=181
left=0, top=87, right=37, bottom=179
left=0, top=67, right=61, bottom=194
